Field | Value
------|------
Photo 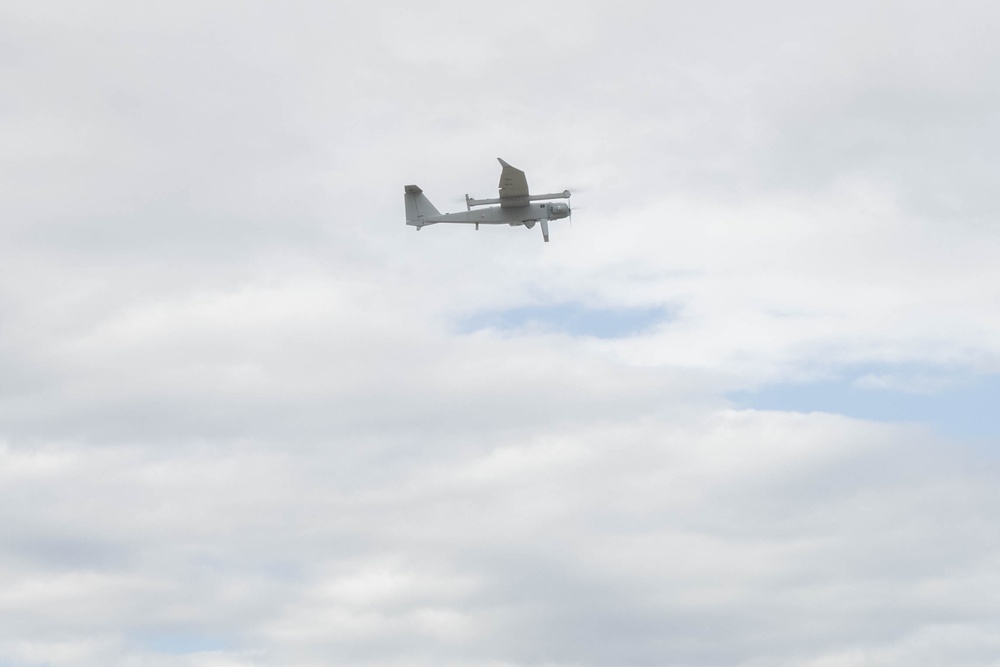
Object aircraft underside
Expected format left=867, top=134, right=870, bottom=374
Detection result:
left=421, top=204, right=550, bottom=226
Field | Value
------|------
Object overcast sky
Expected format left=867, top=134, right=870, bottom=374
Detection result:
left=3, top=2, right=1000, bottom=666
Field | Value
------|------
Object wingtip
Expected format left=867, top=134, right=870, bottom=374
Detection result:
left=497, top=157, right=510, bottom=167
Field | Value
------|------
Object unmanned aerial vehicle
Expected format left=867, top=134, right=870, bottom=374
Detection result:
left=404, top=158, right=571, bottom=242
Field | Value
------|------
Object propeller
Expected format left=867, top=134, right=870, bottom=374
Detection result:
left=566, top=191, right=581, bottom=230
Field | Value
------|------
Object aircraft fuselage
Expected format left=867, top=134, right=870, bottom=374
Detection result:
left=415, top=202, right=569, bottom=228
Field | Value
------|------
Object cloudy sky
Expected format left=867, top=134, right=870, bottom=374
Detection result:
left=3, top=1, right=1000, bottom=665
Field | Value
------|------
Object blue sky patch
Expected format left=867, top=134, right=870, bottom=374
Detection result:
left=730, top=365, right=1000, bottom=442
left=459, top=303, right=671, bottom=339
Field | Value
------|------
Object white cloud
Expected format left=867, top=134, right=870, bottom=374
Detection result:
left=2, top=1, right=1000, bottom=665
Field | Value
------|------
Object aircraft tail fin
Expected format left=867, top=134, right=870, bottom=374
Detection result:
left=404, top=185, right=440, bottom=227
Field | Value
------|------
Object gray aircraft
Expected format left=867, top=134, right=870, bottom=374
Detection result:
left=404, top=158, right=571, bottom=242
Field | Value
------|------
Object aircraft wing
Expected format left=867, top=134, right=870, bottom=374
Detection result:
left=497, top=158, right=530, bottom=207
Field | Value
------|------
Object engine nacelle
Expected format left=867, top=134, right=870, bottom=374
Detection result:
left=547, top=202, right=570, bottom=220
